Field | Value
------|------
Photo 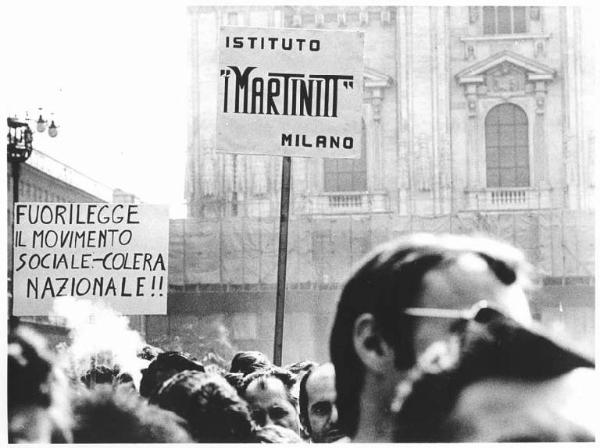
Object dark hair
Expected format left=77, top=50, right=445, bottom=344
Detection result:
left=8, top=326, right=73, bottom=443
left=393, top=311, right=594, bottom=442
left=298, top=365, right=317, bottom=432
left=223, top=371, right=245, bottom=394
left=139, top=351, right=204, bottom=398
left=71, top=386, right=192, bottom=443
left=80, top=365, right=120, bottom=388
left=137, top=344, right=164, bottom=361
left=8, top=327, right=55, bottom=410
left=284, top=360, right=317, bottom=376
left=230, top=351, right=271, bottom=376
left=330, top=233, right=533, bottom=436
left=240, top=367, right=298, bottom=408
left=152, top=370, right=254, bottom=443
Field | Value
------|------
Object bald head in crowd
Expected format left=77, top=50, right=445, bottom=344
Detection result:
left=330, top=233, right=534, bottom=442
left=299, top=363, right=345, bottom=442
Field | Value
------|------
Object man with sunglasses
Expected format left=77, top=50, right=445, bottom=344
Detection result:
left=329, top=233, right=535, bottom=442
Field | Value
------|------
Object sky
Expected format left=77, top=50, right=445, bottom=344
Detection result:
left=1, top=1, right=188, bottom=217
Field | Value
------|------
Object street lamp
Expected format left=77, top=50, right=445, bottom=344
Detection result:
left=7, top=112, right=59, bottom=327
left=34, top=108, right=59, bottom=138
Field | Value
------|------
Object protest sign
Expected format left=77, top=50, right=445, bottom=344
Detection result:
left=217, top=26, right=364, bottom=158
left=12, top=203, right=169, bottom=316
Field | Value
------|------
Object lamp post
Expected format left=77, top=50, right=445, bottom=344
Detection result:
left=7, top=112, right=58, bottom=326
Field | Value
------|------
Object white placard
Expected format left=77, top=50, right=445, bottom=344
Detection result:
left=12, top=203, right=169, bottom=316
left=217, top=26, right=364, bottom=158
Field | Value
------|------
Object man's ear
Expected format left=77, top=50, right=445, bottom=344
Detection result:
left=353, top=313, right=395, bottom=373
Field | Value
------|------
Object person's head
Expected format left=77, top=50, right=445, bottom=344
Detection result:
left=152, top=370, right=254, bottom=443
left=71, top=385, right=192, bottom=443
left=393, top=307, right=595, bottom=442
left=330, top=233, right=534, bottom=437
left=137, top=344, right=164, bottom=361
left=80, top=365, right=120, bottom=388
left=230, top=350, right=271, bottom=376
left=241, top=367, right=300, bottom=435
left=8, top=326, right=71, bottom=443
left=139, top=351, right=204, bottom=398
left=299, top=363, right=344, bottom=442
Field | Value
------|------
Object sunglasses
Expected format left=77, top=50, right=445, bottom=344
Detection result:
left=402, top=300, right=506, bottom=324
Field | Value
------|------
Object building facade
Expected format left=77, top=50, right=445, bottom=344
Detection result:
left=158, top=6, right=595, bottom=364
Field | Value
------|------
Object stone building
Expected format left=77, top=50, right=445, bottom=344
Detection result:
left=162, top=6, right=595, bottom=363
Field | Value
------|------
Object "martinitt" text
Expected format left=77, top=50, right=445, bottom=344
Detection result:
left=220, top=66, right=355, bottom=118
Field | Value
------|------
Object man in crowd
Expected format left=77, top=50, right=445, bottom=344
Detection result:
left=139, top=351, right=205, bottom=399
left=151, top=370, right=255, bottom=442
left=393, top=305, right=596, bottom=442
left=241, top=367, right=301, bottom=436
left=330, top=233, right=535, bottom=442
left=299, top=363, right=346, bottom=443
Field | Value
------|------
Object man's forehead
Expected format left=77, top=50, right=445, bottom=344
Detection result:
left=306, top=365, right=336, bottom=399
left=246, top=377, right=287, bottom=400
left=417, top=253, right=531, bottom=324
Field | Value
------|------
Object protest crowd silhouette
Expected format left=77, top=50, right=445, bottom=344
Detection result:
left=7, top=234, right=596, bottom=443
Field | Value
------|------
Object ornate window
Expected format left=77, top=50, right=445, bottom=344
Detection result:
left=323, top=121, right=367, bottom=192
left=482, top=6, right=527, bottom=35
left=485, top=104, right=529, bottom=187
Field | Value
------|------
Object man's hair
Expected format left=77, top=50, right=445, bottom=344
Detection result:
left=329, top=233, right=534, bottom=436
left=240, top=367, right=298, bottom=408
left=80, top=365, right=120, bottom=388
left=8, top=326, right=73, bottom=443
left=152, top=370, right=255, bottom=443
left=230, top=351, right=271, bottom=376
left=298, top=364, right=317, bottom=432
left=393, top=311, right=594, bottom=442
left=137, top=344, right=164, bottom=361
left=139, top=351, right=204, bottom=398
left=284, top=359, right=317, bottom=376
left=8, top=327, right=55, bottom=410
left=71, top=386, right=192, bottom=443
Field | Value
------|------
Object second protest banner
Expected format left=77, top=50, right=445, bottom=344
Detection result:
left=217, top=26, right=364, bottom=158
left=12, top=203, right=169, bottom=316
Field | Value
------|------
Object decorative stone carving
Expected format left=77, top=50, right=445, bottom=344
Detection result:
left=416, top=134, right=432, bottom=192
left=485, top=62, right=526, bottom=94
left=535, top=40, right=546, bottom=58
left=469, top=6, right=479, bottom=24
left=315, top=13, right=324, bottom=27
left=363, top=67, right=393, bottom=120
left=466, top=45, right=476, bottom=61
left=359, top=8, right=369, bottom=25
left=534, top=80, right=547, bottom=115
left=337, top=12, right=346, bottom=27
left=530, top=7, right=541, bottom=21
left=457, top=51, right=555, bottom=120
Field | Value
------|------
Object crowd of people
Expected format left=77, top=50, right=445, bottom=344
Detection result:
left=8, top=233, right=597, bottom=443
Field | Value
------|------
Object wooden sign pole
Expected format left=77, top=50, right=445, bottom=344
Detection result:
left=273, top=156, right=291, bottom=366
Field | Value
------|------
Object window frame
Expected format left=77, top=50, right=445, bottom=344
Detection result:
left=323, top=120, right=368, bottom=193
left=482, top=6, right=529, bottom=36
left=484, top=103, right=530, bottom=188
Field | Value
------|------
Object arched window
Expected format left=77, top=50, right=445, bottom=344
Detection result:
left=485, top=104, right=529, bottom=188
left=323, top=121, right=367, bottom=192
